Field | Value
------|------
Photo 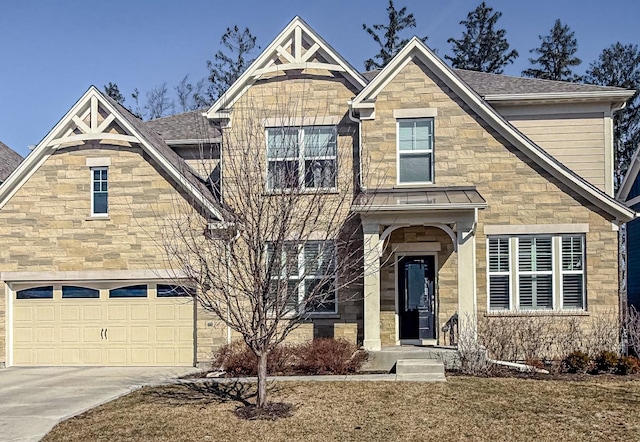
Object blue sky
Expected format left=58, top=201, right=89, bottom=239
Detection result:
left=1, top=0, right=638, bottom=156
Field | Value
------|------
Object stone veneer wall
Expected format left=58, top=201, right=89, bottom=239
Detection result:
left=362, top=59, right=619, bottom=333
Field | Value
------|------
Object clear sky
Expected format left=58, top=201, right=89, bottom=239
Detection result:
left=1, top=0, right=638, bottom=156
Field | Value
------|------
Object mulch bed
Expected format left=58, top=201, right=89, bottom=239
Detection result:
left=234, top=402, right=294, bottom=420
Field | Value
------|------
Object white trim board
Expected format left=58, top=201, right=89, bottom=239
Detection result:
left=484, top=224, right=590, bottom=235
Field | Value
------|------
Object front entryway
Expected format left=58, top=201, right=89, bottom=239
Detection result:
left=398, top=255, right=436, bottom=341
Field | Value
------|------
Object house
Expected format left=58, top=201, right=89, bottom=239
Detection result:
left=0, top=17, right=635, bottom=368
left=617, top=148, right=640, bottom=311
left=0, top=141, right=23, bottom=184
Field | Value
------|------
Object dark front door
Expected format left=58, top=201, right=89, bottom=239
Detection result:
left=398, top=255, right=436, bottom=340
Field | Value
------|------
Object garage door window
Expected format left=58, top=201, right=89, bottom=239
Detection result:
left=157, top=284, right=195, bottom=297
left=16, top=286, right=54, bottom=299
left=62, top=286, right=100, bottom=299
left=109, top=285, right=147, bottom=298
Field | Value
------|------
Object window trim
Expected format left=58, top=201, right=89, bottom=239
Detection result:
left=396, top=117, right=435, bottom=185
left=90, top=166, right=109, bottom=217
left=267, top=240, right=338, bottom=316
left=487, top=234, right=586, bottom=313
left=265, top=125, right=338, bottom=191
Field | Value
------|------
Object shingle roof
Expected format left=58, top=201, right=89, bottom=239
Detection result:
left=146, top=110, right=221, bottom=143
left=361, top=68, right=629, bottom=96
left=0, top=141, right=23, bottom=182
left=102, top=95, right=221, bottom=215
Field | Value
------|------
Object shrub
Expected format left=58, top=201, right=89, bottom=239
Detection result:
left=296, top=338, right=367, bottom=375
left=593, top=350, right=619, bottom=373
left=616, top=356, right=640, bottom=375
left=562, top=351, right=591, bottom=373
left=213, top=341, right=295, bottom=376
left=213, top=338, right=366, bottom=376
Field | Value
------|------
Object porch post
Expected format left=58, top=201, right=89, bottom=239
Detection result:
left=363, top=223, right=382, bottom=351
left=457, top=224, right=477, bottom=338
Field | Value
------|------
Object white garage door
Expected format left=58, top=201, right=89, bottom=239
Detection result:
left=12, top=283, right=194, bottom=366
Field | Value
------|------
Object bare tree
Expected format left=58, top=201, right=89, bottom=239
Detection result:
left=175, top=75, right=207, bottom=112
left=143, top=83, right=175, bottom=120
left=160, top=95, right=376, bottom=409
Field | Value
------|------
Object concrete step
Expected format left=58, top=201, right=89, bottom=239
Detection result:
left=396, top=359, right=445, bottom=376
left=396, top=373, right=447, bottom=382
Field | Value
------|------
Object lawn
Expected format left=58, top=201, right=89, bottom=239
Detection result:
left=44, top=376, right=640, bottom=442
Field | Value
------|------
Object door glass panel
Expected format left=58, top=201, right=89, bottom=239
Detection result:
left=16, top=286, right=53, bottom=299
left=62, top=286, right=100, bottom=299
left=405, top=263, right=426, bottom=310
left=109, top=285, right=147, bottom=298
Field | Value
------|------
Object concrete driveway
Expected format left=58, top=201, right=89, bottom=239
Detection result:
left=0, top=366, right=199, bottom=442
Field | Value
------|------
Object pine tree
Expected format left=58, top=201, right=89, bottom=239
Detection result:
left=445, top=2, right=518, bottom=74
left=586, top=43, right=640, bottom=185
left=362, top=0, right=427, bottom=71
left=522, top=19, right=582, bottom=81
left=206, top=26, right=259, bottom=103
left=103, top=82, right=124, bottom=105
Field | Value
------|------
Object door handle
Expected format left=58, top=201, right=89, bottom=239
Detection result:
left=105, top=328, right=107, bottom=340
left=101, top=328, right=104, bottom=340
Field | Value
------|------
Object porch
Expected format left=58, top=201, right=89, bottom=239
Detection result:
left=353, top=187, right=487, bottom=352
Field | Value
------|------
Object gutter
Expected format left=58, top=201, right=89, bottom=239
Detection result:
left=484, top=90, right=635, bottom=104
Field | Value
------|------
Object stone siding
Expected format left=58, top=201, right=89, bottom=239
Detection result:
left=363, top=59, right=619, bottom=333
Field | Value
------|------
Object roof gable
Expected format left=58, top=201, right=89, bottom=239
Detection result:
left=205, top=16, right=368, bottom=122
left=0, top=87, right=223, bottom=220
left=617, top=145, right=640, bottom=203
left=352, top=38, right=634, bottom=222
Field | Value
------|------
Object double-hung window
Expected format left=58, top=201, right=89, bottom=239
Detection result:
left=397, top=118, right=434, bottom=184
left=267, top=240, right=337, bottom=314
left=91, top=167, right=108, bottom=216
left=266, top=126, right=337, bottom=190
left=487, top=235, right=585, bottom=311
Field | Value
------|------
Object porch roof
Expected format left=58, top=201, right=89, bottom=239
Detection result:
left=353, top=186, right=487, bottom=212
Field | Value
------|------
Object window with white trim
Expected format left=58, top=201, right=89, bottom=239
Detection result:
left=266, top=240, right=337, bottom=314
left=487, top=235, right=586, bottom=311
left=91, top=167, right=108, bottom=215
left=266, top=126, right=337, bottom=190
left=397, top=118, right=434, bottom=184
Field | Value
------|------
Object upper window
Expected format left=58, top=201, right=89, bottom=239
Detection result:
left=266, top=126, right=337, bottom=190
left=91, top=167, right=108, bottom=216
left=487, top=235, right=585, bottom=311
left=16, top=286, right=53, bottom=299
left=62, top=286, right=100, bottom=299
left=397, top=118, right=434, bottom=184
left=266, top=240, right=337, bottom=314
left=109, top=285, right=147, bottom=298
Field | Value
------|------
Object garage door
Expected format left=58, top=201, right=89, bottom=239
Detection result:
left=12, top=283, right=194, bottom=366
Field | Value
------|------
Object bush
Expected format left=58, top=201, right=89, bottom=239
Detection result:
left=616, top=356, right=640, bottom=375
left=213, top=338, right=367, bottom=376
left=296, top=339, right=367, bottom=375
left=562, top=351, right=591, bottom=373
left=593, top=350, right=619, bottom=373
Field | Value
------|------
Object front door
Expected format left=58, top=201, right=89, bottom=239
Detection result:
left=398, top=255, right=436, bottom=341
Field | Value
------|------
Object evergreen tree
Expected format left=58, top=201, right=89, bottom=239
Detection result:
left=445, top=2, right=518, bottom=74
left=206, top=26, right=259, bottom=103
left=522, top=19, right=582, bottom=81
left=362, top=0, right=427, bottom=71
left=103, top=82, right=124, bottom=105
left=586, top=43, right=640, bottom=185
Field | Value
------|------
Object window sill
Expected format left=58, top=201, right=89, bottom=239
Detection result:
left=264, top=188, right=339, bottom=195
left=86, top=215, right=110, bottom=221
left=305, top=313, right=340, bottom=320
left=484, top=310, right=589, bottom=317
left=394, top=183, right=435, bottom=189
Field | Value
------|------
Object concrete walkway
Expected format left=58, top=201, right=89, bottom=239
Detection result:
left=0, top=366, right=198, bottom=442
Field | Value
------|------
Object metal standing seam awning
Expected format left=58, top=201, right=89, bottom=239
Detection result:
left=352, top=186, right=487, bottom=212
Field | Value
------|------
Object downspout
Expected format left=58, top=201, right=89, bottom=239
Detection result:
left=347, top=102, right=364, bottom=192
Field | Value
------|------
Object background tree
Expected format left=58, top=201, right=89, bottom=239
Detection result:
left=103, top=82, right=125, bottom=105
left=175, top=75, right=207, bottom=112
left=585, top=43, right=640, bottom=185
left=446, top=1, right=518, bottom=74
left=161, top=98, right=375, bottom=410
left=206, top=26, right=259, bottom=104
left=522, top=19, right=582, bottom=81
left=362, top=0, right=427, bottom=71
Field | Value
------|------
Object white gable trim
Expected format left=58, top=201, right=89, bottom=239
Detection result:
left=617, top=144, right=640, bottom=202
left=205, top=16, right=368, bottom=121
left=0, top=86, right=224, bottom=220
left=352, top=38, right=635, bottom=222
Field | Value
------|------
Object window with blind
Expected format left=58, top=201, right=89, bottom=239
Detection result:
left=487, top=235, right=586, bottom=312
left=266, top=240, right=337, bottom=314
left=397, top=118, right=434, bottom=184
left=266, top=126, right=337, bottom=190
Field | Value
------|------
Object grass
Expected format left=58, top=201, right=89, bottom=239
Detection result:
left=43, top=376, right=640, bottom=442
